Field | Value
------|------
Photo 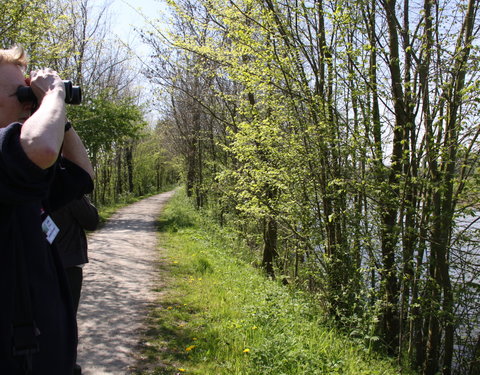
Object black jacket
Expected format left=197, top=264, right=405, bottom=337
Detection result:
left=0, top=123, right=93, bottom=374
left=52, top=195, right=99, bottom=268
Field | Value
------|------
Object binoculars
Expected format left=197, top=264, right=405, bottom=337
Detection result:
left=16, top=80, right=82, bottom=105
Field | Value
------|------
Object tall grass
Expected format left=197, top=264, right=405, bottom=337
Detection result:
left=134, top=190, right=409, bottom=374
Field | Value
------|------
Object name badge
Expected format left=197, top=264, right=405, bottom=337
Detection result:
left=42, top=215, right=59, bottom=244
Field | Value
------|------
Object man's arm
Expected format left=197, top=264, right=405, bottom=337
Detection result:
left=62, top=127, right=94, bottom=179
left=20, top=69, right=66, bottom=169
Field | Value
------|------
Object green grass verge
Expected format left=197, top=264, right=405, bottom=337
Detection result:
left=133, top=191, right=408, bottom=375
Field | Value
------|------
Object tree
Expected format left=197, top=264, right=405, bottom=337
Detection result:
left=144, top=0, right=480, bottom=372
left=68, top=89, right=146, bottom=204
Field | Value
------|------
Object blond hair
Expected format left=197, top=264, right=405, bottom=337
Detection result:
left=0, top=45, right=28, bottom=72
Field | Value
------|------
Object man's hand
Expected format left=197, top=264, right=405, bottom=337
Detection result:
left=29, top=69, right=66, bottom=103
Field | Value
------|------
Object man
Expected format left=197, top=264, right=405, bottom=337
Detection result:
left=0, top=45, right=94, bottom=374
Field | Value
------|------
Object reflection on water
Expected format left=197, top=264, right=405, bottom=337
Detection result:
left=450, top=214, right=480, bottom=373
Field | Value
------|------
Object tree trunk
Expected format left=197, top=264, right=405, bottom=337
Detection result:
left=262, top=216, right=278, bottom=279
left=425, top=1, right=477, bottom=373
left=125, top=143, right=134, bottom=193
left=382, top=0, right=408, bottom=353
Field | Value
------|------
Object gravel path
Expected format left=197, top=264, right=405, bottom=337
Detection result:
left=76, top=190, right=176, bottom=375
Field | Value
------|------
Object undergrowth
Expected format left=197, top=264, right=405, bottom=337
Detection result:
left=133, top=190, right=408, bottom=375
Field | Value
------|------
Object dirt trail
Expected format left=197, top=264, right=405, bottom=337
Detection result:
left=76, top=190, right=176, bottom=375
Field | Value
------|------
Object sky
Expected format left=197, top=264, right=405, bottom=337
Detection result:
left=107, top=0, right=169, bottom=121
left=109, top=0, right=167, bottom=48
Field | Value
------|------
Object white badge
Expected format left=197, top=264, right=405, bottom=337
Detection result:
left=42, top=215, right=59, bottom=244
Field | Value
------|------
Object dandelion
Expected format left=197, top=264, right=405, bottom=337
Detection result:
left=178, top=368, right=186, bottom=372
left=186, top=345, right=196, bottom=351
left=243, top=348, right=250, bottom=353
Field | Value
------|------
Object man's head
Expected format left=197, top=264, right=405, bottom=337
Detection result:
left=0, top=45, right=31, bottom=128
left=0, top=45, right=28, bottom=71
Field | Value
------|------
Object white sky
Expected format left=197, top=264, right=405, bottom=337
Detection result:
left=109, top=0, right=167, bottom=53
left=107, top=0, right=169, bottom=122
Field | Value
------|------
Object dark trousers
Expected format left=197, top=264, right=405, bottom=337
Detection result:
left=64, top=267, right=83, bottom=374
left=64, top=267, right=83, bottom=316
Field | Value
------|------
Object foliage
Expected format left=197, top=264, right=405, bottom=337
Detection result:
left=68, top=89, right=145, bottom=158
left=132, top=127, right=181, bottom=197
left=0, top=0, right=70, bottom=66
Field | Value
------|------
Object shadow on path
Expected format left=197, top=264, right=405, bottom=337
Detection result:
left=76, top=191, right=176, bottom=375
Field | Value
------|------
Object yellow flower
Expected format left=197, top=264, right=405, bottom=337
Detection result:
left=178, top=368, right=186, bottom=372
left=243, top=348, right=250, bottom=353
left=185, top=345, right=196, bottom=351
left=252, top=326, right=258, bottom=330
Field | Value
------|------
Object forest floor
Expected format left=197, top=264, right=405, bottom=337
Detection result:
left=76, top=190, right=176, bottom=375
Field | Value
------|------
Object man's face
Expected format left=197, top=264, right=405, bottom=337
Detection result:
left=0, top=63, right=32, bottom=128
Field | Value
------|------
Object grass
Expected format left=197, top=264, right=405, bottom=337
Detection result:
left=133, top=191, right=408, bottom=375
